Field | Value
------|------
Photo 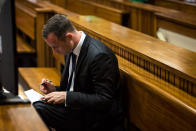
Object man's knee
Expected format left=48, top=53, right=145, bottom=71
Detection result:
left=33, top=101, right=51, bottom=126
left=33, top=101, right=47, bottom=113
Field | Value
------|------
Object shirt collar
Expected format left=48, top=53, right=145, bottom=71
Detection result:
left=72, top=31, right=86, bottom=57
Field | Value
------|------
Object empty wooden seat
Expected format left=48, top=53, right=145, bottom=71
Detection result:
left=19, top=68, right=60, bottom=94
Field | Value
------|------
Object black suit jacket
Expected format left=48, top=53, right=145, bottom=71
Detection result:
left=56, top=34, right=124, bottom=130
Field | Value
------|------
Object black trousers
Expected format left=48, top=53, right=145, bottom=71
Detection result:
left=33, top=101, right=83, bottom=131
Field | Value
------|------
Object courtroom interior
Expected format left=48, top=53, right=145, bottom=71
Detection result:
left=0, top=0, right=196, bottom=131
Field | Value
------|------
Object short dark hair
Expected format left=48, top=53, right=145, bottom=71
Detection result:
left=42, top=14, right=75, bottom=39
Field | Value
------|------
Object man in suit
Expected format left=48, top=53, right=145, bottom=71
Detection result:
left=33, top=14, right=124, bottom=131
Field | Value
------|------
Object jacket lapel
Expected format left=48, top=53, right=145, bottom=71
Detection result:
left=74, top=35, right=90, bottom=90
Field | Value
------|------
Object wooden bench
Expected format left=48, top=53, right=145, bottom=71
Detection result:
left=69, top=15, right=196, bottom=131
left=48, top=0, right=129, bottom=26
left=15, top=1, right=37, bottom=66
left=19, top=17, right=196, bottom=131
left=155, top=11, right=196, bottom=39
left=64, top=0, right=129, bottom=26
left=18, top=2, right=196, bottom=131
left=152, top=0, right=196, bottom=15
left=60, top=15, right=196, bottom=130
left=85, top=0, right=196, bottom=39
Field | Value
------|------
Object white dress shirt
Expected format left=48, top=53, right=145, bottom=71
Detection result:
left=65, top=31, right=86, bottom=106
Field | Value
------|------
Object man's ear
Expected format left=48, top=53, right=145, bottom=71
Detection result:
left=65, top=32, right=72, bottom=40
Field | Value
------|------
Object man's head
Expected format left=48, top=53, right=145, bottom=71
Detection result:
left=42, top=14, right=77, bottom=54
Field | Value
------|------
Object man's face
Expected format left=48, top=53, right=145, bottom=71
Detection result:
left=44, top=33, right=73, bottom=55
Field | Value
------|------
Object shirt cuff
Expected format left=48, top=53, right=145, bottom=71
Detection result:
left=65, top=92, right=68, bottom=107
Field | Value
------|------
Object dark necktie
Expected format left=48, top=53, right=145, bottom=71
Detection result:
left=67, top=52, right=76, bottom=91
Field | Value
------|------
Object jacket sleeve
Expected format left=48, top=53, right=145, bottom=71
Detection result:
left=55, top=86, right=62, bottom=91
left=66, top=53, right=119, bottom=110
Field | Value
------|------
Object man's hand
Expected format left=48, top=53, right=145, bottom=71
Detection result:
left=40, top=78, right=56, bottom=94
left=41, top=91, right=66, bottom=104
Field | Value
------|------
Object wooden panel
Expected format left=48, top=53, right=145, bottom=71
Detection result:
left=118, top=55, right=196, bottom=131
left=15, top=2, right=36, bottom=40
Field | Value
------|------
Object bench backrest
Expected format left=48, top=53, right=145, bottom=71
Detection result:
left=155, top=12, right=196, bottom=39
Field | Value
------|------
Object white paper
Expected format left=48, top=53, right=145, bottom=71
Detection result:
left=24, top=89, right=43, bottom=103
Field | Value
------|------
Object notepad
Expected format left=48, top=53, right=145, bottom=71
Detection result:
left=24, top=89, right=43, bottom=103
